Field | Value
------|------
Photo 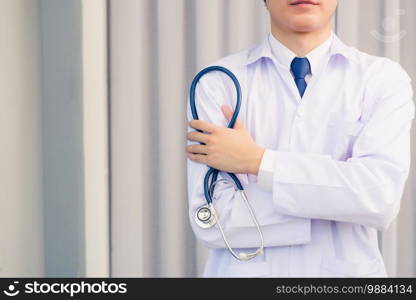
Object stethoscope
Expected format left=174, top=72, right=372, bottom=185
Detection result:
left=189, top=66, right=264, bottom=261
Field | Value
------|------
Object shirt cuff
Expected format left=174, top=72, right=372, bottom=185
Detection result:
left=257, top=149, right=277, bottom=192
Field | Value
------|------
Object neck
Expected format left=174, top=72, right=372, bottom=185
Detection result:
left=271, top=24, right=332, bottom=57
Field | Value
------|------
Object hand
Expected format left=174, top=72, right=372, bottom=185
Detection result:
left=186, top=104, right=265, bottom=175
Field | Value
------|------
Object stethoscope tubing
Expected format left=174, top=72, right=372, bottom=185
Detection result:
left=189, top=65, right=265, bottom=261
left=189, top=66, right=244, bottom=205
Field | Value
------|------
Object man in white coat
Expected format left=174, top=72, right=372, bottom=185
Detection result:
left=186, top=0, right=414, bottom=277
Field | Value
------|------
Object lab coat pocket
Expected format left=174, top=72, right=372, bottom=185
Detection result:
left=328, top=115, right=365, bottom=160
left=343, top=120, right=365, bottom=136
left=319, top=256, right=386, bottom=277
left=328, top=115, right=364, bottom=137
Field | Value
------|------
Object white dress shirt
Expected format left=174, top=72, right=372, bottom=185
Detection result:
left=268, top=31, right=333, bottom=84
left=186, top=31, right=414, bottom=277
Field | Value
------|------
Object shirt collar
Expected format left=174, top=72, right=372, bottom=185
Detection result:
left=247, top=31, right=356, bottom=67
left=268, top=32, right=298, bottom=71
left=303, top=32, right=333, bottom=75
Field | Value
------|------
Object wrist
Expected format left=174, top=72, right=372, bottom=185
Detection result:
left=248, top=146, right=265, bottom=175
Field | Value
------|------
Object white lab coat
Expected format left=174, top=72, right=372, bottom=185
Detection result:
left=186, top=32, right=414, bottom=277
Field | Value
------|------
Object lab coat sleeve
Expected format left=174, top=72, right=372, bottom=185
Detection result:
left=187, top=71, right=309, bottom=249
left=258, top=62, right=415, bottom=231
left=257, top=149, right=276, bottom=192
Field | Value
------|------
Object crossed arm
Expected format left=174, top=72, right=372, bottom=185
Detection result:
left=186, top=66, right=414, bottom=249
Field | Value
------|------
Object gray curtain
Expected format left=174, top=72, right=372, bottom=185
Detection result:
left=108, top=0, right=416, bottom=277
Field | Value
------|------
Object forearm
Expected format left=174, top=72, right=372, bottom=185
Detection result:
left=257, top=149, right=410, bottom=230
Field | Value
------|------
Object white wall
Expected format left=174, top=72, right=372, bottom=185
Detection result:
left=0, top=0, right=44, bottom=277
left=81, top=0, right=110, bottom=277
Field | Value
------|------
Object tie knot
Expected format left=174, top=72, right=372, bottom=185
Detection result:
left=290, top=57, right=310, bottom=79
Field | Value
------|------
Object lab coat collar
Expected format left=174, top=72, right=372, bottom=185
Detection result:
left=247, top=31, right=356, bottom=66
left=268, top=32, right=334, bottom=75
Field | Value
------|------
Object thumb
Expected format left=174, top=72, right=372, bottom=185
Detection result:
left=221, top=104, right=244, bottom=130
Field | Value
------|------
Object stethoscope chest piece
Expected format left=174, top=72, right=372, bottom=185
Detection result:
left=195, top=204, right=216, bottom=229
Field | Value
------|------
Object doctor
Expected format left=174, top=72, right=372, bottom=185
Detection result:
left=186, top=0, right=414, bottom=277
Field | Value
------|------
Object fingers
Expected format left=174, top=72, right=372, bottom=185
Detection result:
left=221, top=104, right=233, bottom=121
left=187, top=131, right=209, bottom=144
left=221, top=104, right=243, bottom=130
left=188, top=120, right=217, bottom=133
left=187, top=152, right=208, bottom=165
left=186, top=144, right=208, bottom=154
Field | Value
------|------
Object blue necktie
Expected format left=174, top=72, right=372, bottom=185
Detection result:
left=290, top=57, right=310, bottom=98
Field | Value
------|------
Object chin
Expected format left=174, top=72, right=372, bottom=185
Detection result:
left=290, top=24, right=321, bottom=33
left=288, top=17, right=322, bottom=32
